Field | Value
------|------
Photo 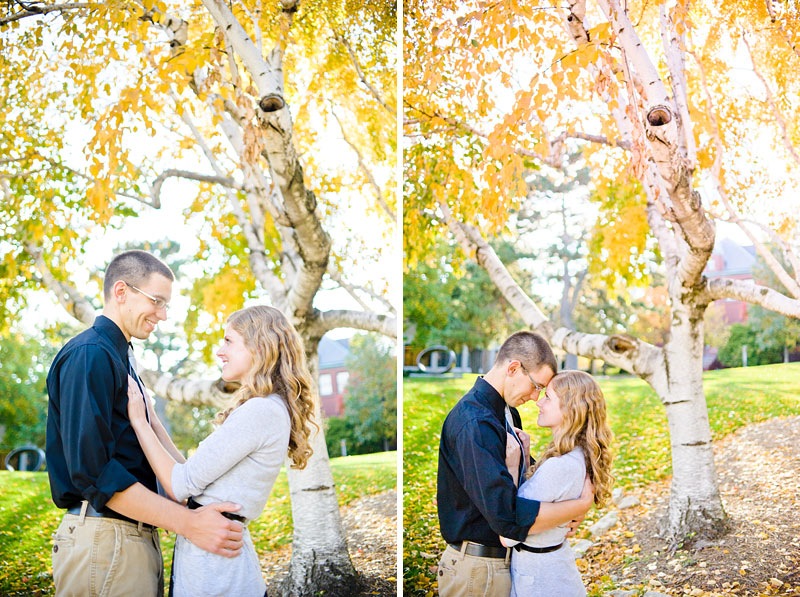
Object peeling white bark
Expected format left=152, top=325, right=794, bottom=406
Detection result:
left=201, top=0, right=286, bottom=111
left=705, top=277, right=800, bottom=317
left=26, top=244, right=96, bottom=326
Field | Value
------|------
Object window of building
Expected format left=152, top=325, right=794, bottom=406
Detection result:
left=336, top=371, right=349, bottom=394
left=319, top=373, right=333, bottom=396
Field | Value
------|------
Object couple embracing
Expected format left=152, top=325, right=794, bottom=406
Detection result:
left=437, top=331, right=614, bottom=597
left=46, top=250, right=317, bottom=596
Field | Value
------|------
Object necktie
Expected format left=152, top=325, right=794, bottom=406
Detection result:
left=128, top=343, right=150, bottom=424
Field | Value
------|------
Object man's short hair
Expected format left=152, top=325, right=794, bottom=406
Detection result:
left=103, top=250, right=175, bottom=300
left=495, top=331, right=557, bottom=374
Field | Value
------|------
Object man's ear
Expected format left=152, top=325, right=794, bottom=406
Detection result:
left=111, top=280, right=127, bottom=304
left=507, top=359, right=522, bottom=376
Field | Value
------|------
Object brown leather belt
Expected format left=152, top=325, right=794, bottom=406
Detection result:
left=448, top=541, right=509, bottom=559
left=66, top=502, right=155, bottom=530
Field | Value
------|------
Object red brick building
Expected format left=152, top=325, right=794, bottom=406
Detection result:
left=318, top=336, right=351, bottom=417
left=703, top=237, right=756, bottom=369
left=704, top=237, right=756, bottom=325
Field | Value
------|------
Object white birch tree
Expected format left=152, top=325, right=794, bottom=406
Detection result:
left=405, top=0, right=800, bottom=544
left=2, top=0, right=396, bottom=593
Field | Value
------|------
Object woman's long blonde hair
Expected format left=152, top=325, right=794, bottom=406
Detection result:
left=531, top=370, right=614, bottom=507
left=216, top=305, right=318, bottom=469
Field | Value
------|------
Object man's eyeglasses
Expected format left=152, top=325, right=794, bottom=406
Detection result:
left=124, top=281, right=170, bottom=311
left=520, top=365, right=546, bottom=396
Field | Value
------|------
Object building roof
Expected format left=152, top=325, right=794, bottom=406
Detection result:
left=318, top=336, right=350, bottom=369
left=705, top=237, right=756, bottom=278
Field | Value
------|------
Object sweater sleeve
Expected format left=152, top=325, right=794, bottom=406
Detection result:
left=171, top=397, right=286, bottom=501
left=517, top=450, right=585, bottom=503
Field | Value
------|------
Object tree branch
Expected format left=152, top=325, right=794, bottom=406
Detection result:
left=438, top=200, right=663, bottom=377
left=307, top=309, right=396, bottom=339
left=0, top=1, right=100, bottom=25
left=330, top=106, right=395, bottom=221
left=602, top=0, right=715, bottom=288
left=151, top=169, right=237, bottom=204
left=201, top=0, right=285, bottom=112
left=335, top=32, right=393, bottom=115
left=743, top=32, right=800, bottom=165
left=139, top=369, right=233, bottom=407
left=25, top=243, right=96, bottom=326
left=705, top=277, right=800, bottom=318
left=328, top=268, right=394, bottom=313
left=692, top=50, right=800, bottom=299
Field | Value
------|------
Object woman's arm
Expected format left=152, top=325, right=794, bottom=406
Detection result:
left=139, top=384, right=186, bottom=464
left=127, top=376, right=180, bottom=500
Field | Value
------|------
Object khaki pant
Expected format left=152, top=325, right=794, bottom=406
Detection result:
left=437, top=543, right=511, bottom=597
left=52, top=508, right=163, bottom=597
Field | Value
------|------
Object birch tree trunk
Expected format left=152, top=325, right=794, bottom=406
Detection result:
left=407, top=0, right=800, bottom=547
left=658, top=301, right=726, bottom=543
left=11, top=2, right=395, bottom=594
left=437, top=204, right=796, bottom=544
left=281, top=343, right=357, bottom=596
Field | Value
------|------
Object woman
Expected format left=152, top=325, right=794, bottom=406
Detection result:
left=127, top=305, right=318, bottom=597
left=501, top=370, right=614, bottom=597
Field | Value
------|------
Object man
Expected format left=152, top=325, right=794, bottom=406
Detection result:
left=437, top=331, right=594, bottom=596
left=46, top=250, right=244, bottom=596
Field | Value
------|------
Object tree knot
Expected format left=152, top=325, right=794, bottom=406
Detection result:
left=647, top=105, right=672, bottom=126
left=607, top=334, right=637, bottom=353
left=259, top=93, right=286, bottom=112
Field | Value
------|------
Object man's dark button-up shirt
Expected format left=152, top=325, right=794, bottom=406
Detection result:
left=46, top=315, right=157, bottom=511
left=437, top=377, right=540, bottom=547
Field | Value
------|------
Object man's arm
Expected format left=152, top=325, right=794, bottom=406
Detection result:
left=107, top=483, right=243, bottom=557
left=527, top=475, right=594, bottom=534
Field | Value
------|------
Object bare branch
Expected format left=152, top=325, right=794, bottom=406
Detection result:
left=308, top=309, right=396, bottom=339
left=0, top=1, right=100, bottom=25
left=705, top=277, right=800, bottom=318
left=25, top=243, right=97, bottom=326
left=139, top=369, right=232, bottom=408
left=335, top=32, right=393, bottom=116
left=328, top=268, right=394, bottom=313
left=693, top=50, right=800, bottom=299
left=743, top=32, right=800, bottom=165
left=151, top=169, right=238, bottom=204
left=329, top=107, right=395, bottom=221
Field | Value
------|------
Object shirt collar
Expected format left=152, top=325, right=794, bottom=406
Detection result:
left=474, top=376, right=507, bottom=421
left=92, top=315, right=130, bottom=361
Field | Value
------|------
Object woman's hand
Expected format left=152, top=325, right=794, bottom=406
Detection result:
left=514, top=427, right=531, bottom=459
left=127, top=375, right=150, bottom=428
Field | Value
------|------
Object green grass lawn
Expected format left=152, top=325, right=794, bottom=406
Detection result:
left=402, top=363, right=800, bottom=596
left=0, top=450, right=396, bottom=595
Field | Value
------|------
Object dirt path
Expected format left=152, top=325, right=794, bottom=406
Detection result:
left=585, top=416, right=800, bottom=596
left=260, top=489, right=397, bottom=596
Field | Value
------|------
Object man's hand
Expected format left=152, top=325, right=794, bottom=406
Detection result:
left=566, top=475, right=595, bottom=537
left=565, top=512, right=586, bottom=537
left=183, top=502, right=244, bottom=558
